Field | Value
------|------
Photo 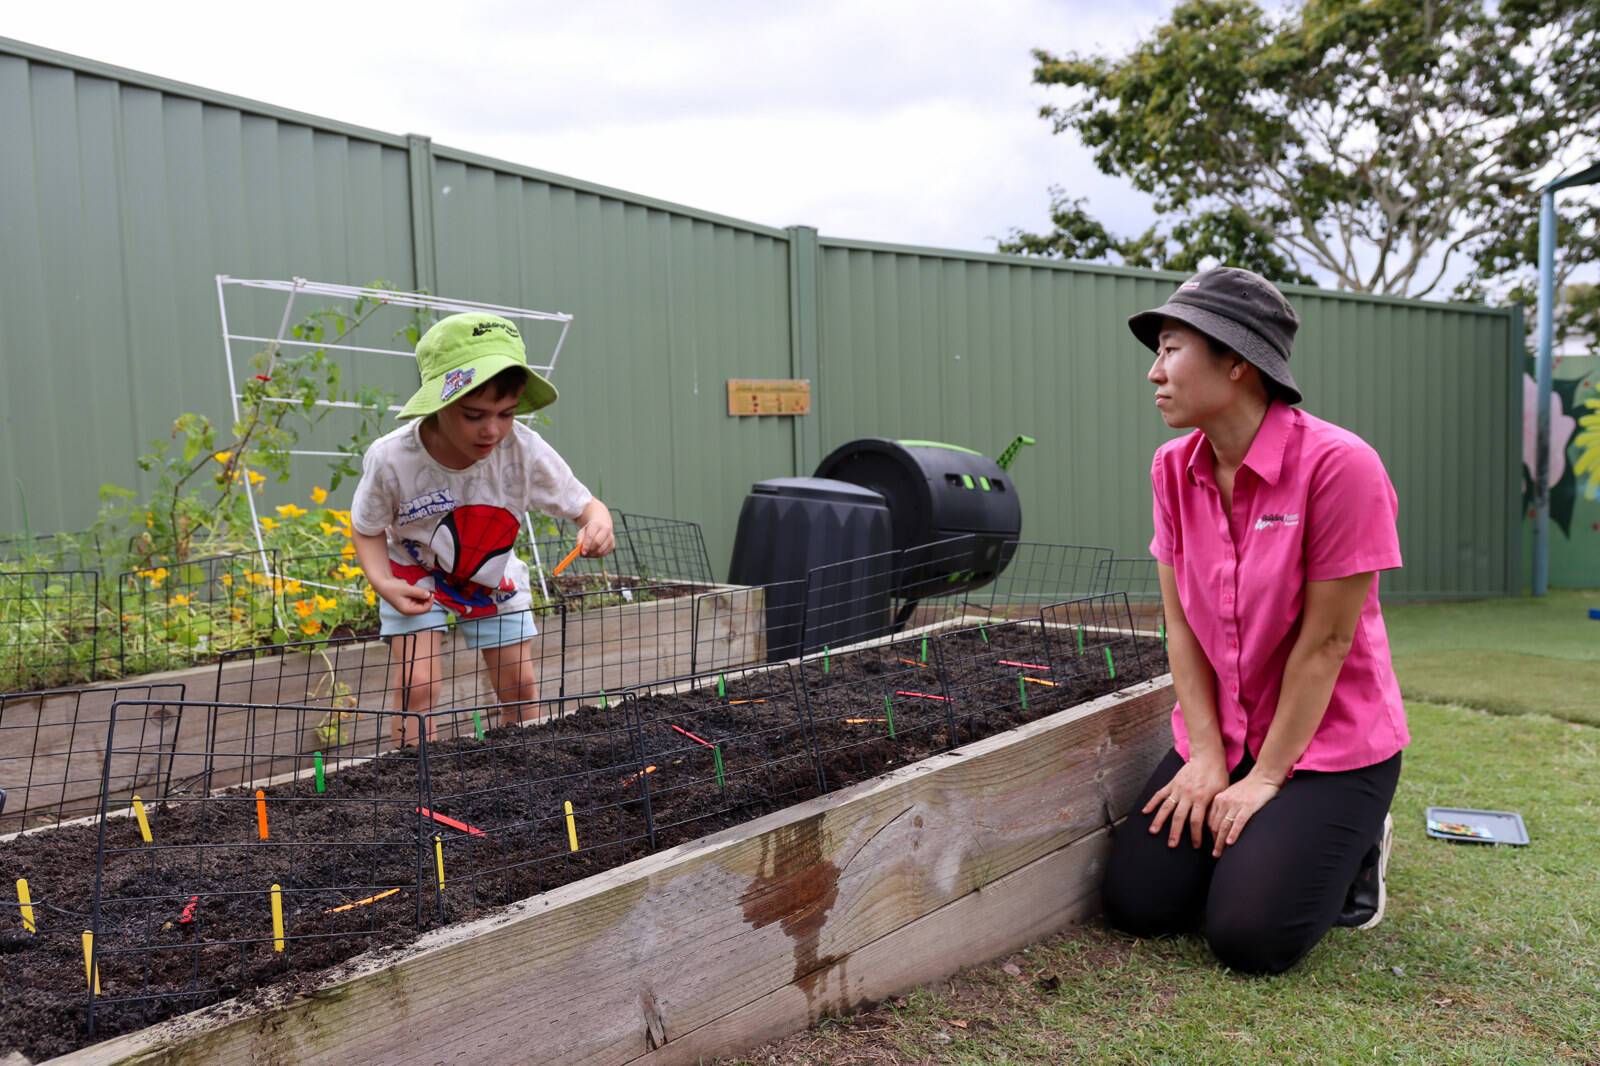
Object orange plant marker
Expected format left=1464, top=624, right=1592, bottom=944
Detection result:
left=254, top=790, right=269, bottom=840
left=325, top=887, right=402, bottom=914
left=844, top=717, right=888, bottom=724
left=551, top=544, right=583, bottom=577
left=1021, top=676, right=1058, bottom=688
left=897, top=658, right=928, bottom=669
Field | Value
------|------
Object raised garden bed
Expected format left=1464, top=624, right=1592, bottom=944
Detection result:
left=1, top=607, right=1167, bottom=1063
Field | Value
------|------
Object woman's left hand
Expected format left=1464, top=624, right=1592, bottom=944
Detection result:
left=1207, top=773, right=1282, bottom=858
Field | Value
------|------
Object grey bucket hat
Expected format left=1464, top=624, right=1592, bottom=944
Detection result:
left=1128, top=267, right=1302, bottom=404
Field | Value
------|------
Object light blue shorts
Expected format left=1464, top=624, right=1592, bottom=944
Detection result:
left=377, top=601, right=538, bottom=649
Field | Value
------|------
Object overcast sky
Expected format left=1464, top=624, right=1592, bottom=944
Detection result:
left=5, top=0, right=1174, bottom=254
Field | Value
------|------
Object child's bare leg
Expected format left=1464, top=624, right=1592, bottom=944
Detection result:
left=387, top=631, right=444, bottom=746
left=480, top=640, right=540, bottom=726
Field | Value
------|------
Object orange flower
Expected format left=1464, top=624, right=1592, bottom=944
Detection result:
left=300, top=619, right=322, bottom=636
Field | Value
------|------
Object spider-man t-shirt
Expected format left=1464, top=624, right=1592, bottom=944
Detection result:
left=350, top=421, right=592, bottom=618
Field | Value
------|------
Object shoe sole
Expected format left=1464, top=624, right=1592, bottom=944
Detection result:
left=1356, top=813, right=1393, bottom=930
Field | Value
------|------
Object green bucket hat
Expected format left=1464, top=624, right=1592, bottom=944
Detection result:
left=398, top=312, right=558, bottom=419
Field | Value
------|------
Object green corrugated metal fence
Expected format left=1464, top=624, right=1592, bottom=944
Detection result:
left=0, top=36, right=1524, bottom=596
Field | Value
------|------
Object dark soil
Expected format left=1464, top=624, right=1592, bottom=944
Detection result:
left=0, top=624, right=1165, bottom=1061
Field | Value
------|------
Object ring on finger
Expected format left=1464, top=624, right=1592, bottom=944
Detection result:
left=1224, top=813, right=1237, bottom=822
left=1163, top=796, right=1177, bottom=805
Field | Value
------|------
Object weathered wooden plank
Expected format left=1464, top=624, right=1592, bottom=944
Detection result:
left=631, top=826, right=1114, bottom=1065
left=53, top=674, right=1172, bottom=1066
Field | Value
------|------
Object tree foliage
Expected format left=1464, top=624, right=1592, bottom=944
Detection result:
left=1004, top=0, right=1599, bottom=328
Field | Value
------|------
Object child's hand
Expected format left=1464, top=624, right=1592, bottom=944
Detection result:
left=379, top=578, right=435, bottom=616
left=576, top=499, right=616, bottom=558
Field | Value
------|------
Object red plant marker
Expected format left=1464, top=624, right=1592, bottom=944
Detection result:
left=997, top=660, right=1051, bottom=671
left=895, top=690, right=950, bottom=702
left=416, top=806, right=486, bottom=837
left=670, top=724, right=716, bottom=749
left=177, top=896, right=200, bottom=924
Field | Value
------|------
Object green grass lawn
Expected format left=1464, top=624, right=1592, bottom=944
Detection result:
left=734, top=593, right=1600, bottom=1065
left=1385, top=589, right=1600, bottom=726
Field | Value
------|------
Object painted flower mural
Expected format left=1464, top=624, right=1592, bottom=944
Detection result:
left=1523, top=373, right=1576, bottom=487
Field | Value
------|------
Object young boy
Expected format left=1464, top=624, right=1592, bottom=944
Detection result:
left=350, top=312, right=614, bottom=745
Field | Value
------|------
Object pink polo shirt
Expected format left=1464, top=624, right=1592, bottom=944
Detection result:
left=1150, top=401, right=1409, bottom=774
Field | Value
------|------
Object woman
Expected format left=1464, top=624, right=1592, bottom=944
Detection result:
left=1102, top=267, right=1408, bottom=975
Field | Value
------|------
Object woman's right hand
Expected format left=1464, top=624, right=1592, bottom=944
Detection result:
left=1142, top=755, right=1230, bottom=849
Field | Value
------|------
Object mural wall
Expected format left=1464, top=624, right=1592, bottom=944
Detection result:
left=1525, top=354, right=1600, bottom=587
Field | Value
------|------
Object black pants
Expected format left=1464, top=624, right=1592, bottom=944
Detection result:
left=1102, top=748, right=1401, bottom=974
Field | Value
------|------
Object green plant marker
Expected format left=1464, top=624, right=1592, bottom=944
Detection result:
left=979, top=625, right=989, bottom=644
left=712, top=744, right=726, bottom=790
left=717, top=674, right=726, bottom=698
left=1160, top=623, right=1168, bottom=651
left=1105, top=646, right=1117, bottom=679
left=920, top=636, right=929, bottom=663
left=599, top=687, right=608, bottom=710
left=313, top=751, right=324, bottom=794
left=1075, top=626, right=1085, bottom=654
left=883, top=694, right=896, bottom=738
left=823, top=647, right=830, bottom=674
left=1017, top=672, right=1028, bottom=711
left=472, top=708, right=484, bottom=740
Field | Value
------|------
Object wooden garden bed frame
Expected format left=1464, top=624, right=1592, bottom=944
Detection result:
left=44, top=669, right=1175, bottom=1065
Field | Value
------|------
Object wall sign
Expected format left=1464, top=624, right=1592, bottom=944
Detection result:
left=727, top=379, right=811, bottom=416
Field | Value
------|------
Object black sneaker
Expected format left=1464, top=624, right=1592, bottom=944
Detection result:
left=1337, top=813, right=1393, bottom=929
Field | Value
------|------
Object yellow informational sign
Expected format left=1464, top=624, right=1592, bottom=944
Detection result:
left=727, top=379, right=811, bottom=416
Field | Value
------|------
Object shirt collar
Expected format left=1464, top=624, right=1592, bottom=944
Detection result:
left=1184, top=400, right=1294, bottom=488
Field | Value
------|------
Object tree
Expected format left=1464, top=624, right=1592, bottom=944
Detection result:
left=1003, top=0, right=1599, bottom=315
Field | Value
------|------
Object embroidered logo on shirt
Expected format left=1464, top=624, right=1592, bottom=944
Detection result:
left=440, top=367, right=476, bottom=402
left=1254, top=512, right=1300, bottom=531
left=396, top=489, right=458, bottom=525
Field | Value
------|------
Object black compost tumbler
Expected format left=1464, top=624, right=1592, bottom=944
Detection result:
left=814, top=438, right=1021, bottom=602
left=727, top=477, right=893, bottom=661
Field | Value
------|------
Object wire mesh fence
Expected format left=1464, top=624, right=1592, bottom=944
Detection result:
left=971, top=542, right=1116, bottom=619
left=633, top=664, right=820, bottom=850
left=84, top=697, right=426, bottom=1035
left=0, top=569, right=107, bottom=692
left=0, top=682, right=188, bottom=835
left=419, top=691, right=652, bottom=914
left=1040, top=592, right=1149, bottom=688
left=116, top=552, right=281, bottom=676
left=524, top=511, right=715, bottom=603
left=930, top=616, right=1060, bottom=741
left=1095, top=556, right=1163, bottom=631
left=799, top=632, right=955, bottom=792
left=558, top=585, right=702, bottom=698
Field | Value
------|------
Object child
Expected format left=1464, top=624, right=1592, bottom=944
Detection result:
left=350, top=312, right=614, bottom=745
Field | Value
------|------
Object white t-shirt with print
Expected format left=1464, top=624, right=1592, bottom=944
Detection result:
left=350, top=420, right=592, bottom=618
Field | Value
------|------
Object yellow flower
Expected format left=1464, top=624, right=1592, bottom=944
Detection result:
left=144, top=512, right=154, bottom=529
left=340, top=542, right=356, bottom=559
left=276, top=503, right=308, bottom=519
left=138, top=567, right=169, bottom=588
left=314, top=594, right=338, bottom=612
left=230, top=607, right=245, bottom=623
left=310, top=486, right=328, bottom=505
left=219, top=573, right=233, bottom=587
left=364, top=587, right=377, bottom=607
left=320, top=522, right=342, bottom=536
left=247, top=571, right=270, bottom=586
left=170, top=593, right=191, bottom=607
left=301, top=619, right=322, bottom=636
left=293, top=599, right=316, bottom=618
left=336, top=563, right=363, bottom=581
left=282, top=580, right=303, bottom=595
left=213, top=451, right=233, bottom=464
left=247, top=470, right=265, bottom=486
left=331, top=510, right=352, bottom=526
left=259, top=517, right=278, bottom=531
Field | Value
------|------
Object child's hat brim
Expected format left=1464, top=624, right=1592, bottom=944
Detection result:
left=397, top=357, right=558, bottom=420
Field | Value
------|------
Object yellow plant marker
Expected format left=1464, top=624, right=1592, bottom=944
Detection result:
left=564, top=800, right=579, bottom=852
left=81, top=931, right=101, bottom=993
left=269, top=884, right=285, bottom=952
left=433, top=834, right=445, bottom=889
left=324, top=887, right=401, bottom=914
left=131, top=794, right=152, bottom=843
left=16, top=879, right=35, bottom=934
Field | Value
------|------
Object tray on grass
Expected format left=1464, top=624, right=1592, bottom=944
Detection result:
left=1425, top=806, right=1529, bottom=845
